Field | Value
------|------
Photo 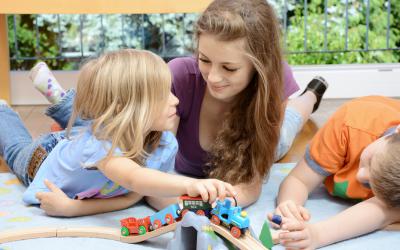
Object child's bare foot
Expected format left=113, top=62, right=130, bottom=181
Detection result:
left=29, top=62, right=66, bottom=104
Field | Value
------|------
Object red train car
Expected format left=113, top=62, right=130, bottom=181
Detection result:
left=120, top=216, right=151, bottom=236
left=120, top=203, right=181, bottom=236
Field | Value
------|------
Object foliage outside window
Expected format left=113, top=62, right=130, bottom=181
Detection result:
left=7, top=0, right=400, bottom=70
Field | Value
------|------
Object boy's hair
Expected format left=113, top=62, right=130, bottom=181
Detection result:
left=195, top=0, right=284, bottom=184
left=370, top=132, right=400, bottom=208
left=67, top=49, right=171, bottom=163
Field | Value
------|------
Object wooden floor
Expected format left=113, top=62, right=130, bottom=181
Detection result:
left=0, top=99, right=346, bottom=173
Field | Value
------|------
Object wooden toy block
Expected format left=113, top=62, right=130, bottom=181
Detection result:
left=259, top=220, right=274, bottom=249
left=271, top=214, right=282, bottom=226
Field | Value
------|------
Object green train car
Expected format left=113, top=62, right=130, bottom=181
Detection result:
left=180, top=195, right=212, bottom=217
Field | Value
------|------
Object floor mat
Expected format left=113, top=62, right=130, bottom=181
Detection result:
left=0, top=163, right=398, bottom=250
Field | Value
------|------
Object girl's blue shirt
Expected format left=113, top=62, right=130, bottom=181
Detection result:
left=23, top=129, right=178, bottom=204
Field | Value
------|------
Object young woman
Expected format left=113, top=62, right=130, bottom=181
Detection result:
left=147, top=0, right=328, bottom=209
left=0, top=49, right=235, bottom=217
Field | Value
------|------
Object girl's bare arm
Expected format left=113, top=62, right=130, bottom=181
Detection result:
left=98, top=157, right=236, bottom=203
left=36, top=180, right=143, bottom=217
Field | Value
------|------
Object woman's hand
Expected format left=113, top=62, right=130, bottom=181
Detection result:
left=184, top=178, right=237, bottom=204
left=35, top=179, right=76, bottom=217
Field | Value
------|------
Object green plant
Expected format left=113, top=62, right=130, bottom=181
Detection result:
left=7, top=1, right=400, bottom=70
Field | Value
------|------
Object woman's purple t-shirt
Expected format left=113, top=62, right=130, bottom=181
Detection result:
left=169, top=57, right=299, bottom=177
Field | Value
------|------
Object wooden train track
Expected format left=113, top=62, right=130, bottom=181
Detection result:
left=1, top=222, right=398, bottom=249
left=210, top=224, right=277, bottom=250
left=0, top=222, right=270, bottom=249
left=0, top=223, right=177, bottom=244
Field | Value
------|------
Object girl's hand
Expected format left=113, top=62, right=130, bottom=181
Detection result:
left=275, top=200, right=310, bottom=223
left=35, top=179, right=76, bottom=217
left=278, top=218, right=318, bottom=250
left=185, top=179, right=237, bottom=204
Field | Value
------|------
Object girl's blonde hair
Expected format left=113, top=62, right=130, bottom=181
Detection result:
left=67, top=49, right=172, bottom=163
left=196, top=0, right=284, bottom=184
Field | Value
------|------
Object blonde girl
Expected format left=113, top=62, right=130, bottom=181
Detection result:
left=0, top=49, right=235, bottom=217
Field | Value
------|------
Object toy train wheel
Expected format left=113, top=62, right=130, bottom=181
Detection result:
left=165, top=213, right=174, bottom=224
left=230, top=226, right=241, bottom=238
left=153, top=219, right=162, bottom=230
left=121, top=226, right=130, bottom=236
left=211, top=215, right=220, bottom=225
left=138, top=225, right=147, bottom=235
left=196, top=210, right=205, bottom=216
left=181, top=209, right=189, bottom=217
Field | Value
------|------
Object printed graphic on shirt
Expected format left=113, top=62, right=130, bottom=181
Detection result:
left=75, top=181, right=128, bottom=199
left=332, top=181, right=349, bottom=199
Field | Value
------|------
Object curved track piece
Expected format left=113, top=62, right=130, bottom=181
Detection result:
left=0, top=227, right=58, bottom=243
left=0, top=223, right=271, bottom=249
left=210, top=224, right=274, bottom=250
left=0, top=223, right=177, bottom=244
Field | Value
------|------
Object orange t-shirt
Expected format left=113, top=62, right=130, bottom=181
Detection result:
left=306, top=96, right=400, bottom=200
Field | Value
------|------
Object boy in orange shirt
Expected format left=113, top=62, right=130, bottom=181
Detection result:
left=270, top=96, right=400, bottom=249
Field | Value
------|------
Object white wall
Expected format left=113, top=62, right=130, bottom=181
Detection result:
left=291, top=63, right=400, bottom=98
left=10, top=63, right=400, bottom=105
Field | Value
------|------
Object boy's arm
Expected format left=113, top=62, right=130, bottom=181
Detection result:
left=36, top=180, right=143, bottom=217
left=314, top=197, right=400, bottom=247
left=279, top=101, right=349, bottom=208
left=276, top=158, right=326, bottom=220
left=278, top=158, right=326, bottom=205
left=279, top=197, right=400, bottom=249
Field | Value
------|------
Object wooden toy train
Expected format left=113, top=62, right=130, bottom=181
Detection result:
left=120, top=196, right=250, bottom=238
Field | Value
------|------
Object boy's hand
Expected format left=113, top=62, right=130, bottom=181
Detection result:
left=275, top=200, right=310, bottom=223
left=278, top=218, right=318, bottom=250
left=35, top=179, right=76, bottom=217
left=185, top=179, right=237, bottom=204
